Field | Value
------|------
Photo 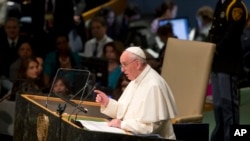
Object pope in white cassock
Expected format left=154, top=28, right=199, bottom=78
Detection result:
left=95, top=46, right=178, bottom=139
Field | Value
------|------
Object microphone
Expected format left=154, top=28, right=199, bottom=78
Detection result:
left=57, top=103, right=67, bottom=115
left=53, top=91, right=88, bottom=113
left=67, top=85, right=96, bottom=122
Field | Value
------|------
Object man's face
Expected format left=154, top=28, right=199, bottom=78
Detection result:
left=56, top=36, right=69, bottom=54
left=18, top=43, right=33, bottom=59
left=120, top=52, right=138, bottom=80
left=5, top=20, right=20, bottom=39
left=91, top=21, right=107, bottom=40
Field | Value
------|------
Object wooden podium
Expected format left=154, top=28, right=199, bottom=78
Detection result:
left=14, top=94, right=174, bottom=141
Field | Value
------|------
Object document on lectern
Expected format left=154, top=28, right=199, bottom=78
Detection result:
left=77, top=120, right=127, bottom=134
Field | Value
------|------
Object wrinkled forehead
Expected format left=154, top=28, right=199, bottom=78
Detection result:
left=19, top=43, right=31, bottom=49
left=5, top=21, right=19, bottom=27
left=120, top=51, right=132, bottom=63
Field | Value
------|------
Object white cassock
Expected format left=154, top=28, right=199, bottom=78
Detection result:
left=101, top=65, right=178, bottom=139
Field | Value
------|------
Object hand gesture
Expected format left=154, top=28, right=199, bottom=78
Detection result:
left=94, top=90, right=109, bottom=107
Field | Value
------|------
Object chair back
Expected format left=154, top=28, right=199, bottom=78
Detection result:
left=161, top=38, right=215, bottom=123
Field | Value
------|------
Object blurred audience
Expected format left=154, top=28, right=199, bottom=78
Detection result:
left=0, top=17, right=30, bottom=78
left=9, top=56, right=45, bottom=101
left=82, top=16, right=113, bottom=57
left=68, top=21, right=87, bottom=53
left=0, top=1, right=224, bottom=98
left=9, top=41, right=34, bottom=82
left=144, top=23, right=176, bottom=73
left=96, top=7, right=121, bottom=40
left=36, top=55, right=44, bottom=78
left=193, top=6, right=214, bottom=41
left=102, top=41, right=124, bottom=91
left=43, top=34, right=82, bottom=86
left=31, top=0, right=86, bottom=36
left=157, top=23, right=176, bottom=68
left=193, top=6, right=214, bottom=104
left=31, top=0, right=86, bottom=58
left=150, top=0, right=178, bottom=34
left=119, top=3, right=150, bottom=48
left=119, top=3, right=142, bottom=38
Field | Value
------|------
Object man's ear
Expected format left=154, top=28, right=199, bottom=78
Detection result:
left=136, top=60, right=142, bottom=69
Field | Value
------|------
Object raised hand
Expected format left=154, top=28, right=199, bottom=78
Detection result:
left=94, top=89, right=109, bottom=107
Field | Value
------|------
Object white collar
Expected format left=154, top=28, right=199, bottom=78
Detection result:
left=94, top=35, right=108, bottom=44
left=8, top=37, right=18, bottom=44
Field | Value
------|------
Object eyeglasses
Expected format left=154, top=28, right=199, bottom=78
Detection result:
left=120, top=59, right=137, bottom=69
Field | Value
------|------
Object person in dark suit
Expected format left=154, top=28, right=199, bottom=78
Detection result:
left=0, top=17, right=30, bottom=78
left=31, top=0, right=86, bottom=35
left=31, top=0, right=86, bottom=58
left=208, top=0, right=248, bottom=141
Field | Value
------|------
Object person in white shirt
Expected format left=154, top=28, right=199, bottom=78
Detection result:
left=194, top=6, right=214, bottom=42
left=150, top=0, right=178, bottom=34
left=82, top=16, right=113, bottom=57
left=95, top=46, right=177, bottom=139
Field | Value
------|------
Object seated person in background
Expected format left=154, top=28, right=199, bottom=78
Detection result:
left=36, top=55, right=44, bottom=78
left=193, top=6, right=214, bottom=104
left=102, top=41, right=124, bottom=91
left=52, top=77, right=72, bottom=98
left=82, top=16, right=113, bottom=57
left=148, top=23, right=176, bottom=73
left=9, top=41, right=33, bottom=82
left=35, top=55, right=48, bottom=92
left=95, top=47, right=177, bottom=139
left=157, top=23, right=175, bottom=64
left=0, top=17, right=30, bottom=78
left=150, top=0, right=178, bottom=34
left=95, top=7, right=121, bottom=40
left=43, top=34, right=82, bottom=86
left=9, top=56, right=45, bottom=101
left=118, top=3, right=150, bottom=48
left=193, top=6, right=214, bottom=41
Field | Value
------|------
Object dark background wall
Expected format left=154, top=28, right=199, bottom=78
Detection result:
left=127, top=0, right=250, bottom=28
